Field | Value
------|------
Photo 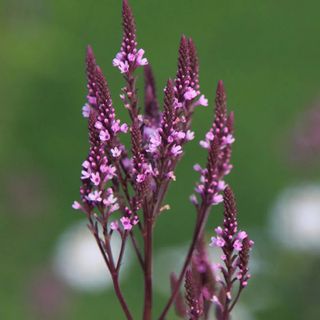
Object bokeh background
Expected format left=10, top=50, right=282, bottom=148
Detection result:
left=2, top=0, right=320, bottom=319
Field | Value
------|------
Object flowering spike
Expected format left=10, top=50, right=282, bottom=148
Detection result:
left=175, top=35, right=190, bottom=101
left=122, top=0, right=136, bottom=57
left=113, top=0, right=148, bottom=74
left=144, top=64, right=160, bottom=121
left=188, top=38, right=200, bottom=93
left=209, top=186, right=253, bottom=318
left=95, top=66, right=112, bottom=109
left=215, top=80, right=227, bottom=119
left=162, top=79, right=176, bottom=138
left=131, top=120, right=142, bottom=156
left=86, top=45, right=98, bottom=109
left=86, top=46, right=97, bottom=88
left=185, top=270, right=203, bottom=320
left=223, top=186, right=237, bottom=233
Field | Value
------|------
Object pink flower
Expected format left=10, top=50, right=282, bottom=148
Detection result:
left=210, top=236, right=225, bottom=248
left=215, top=226, right=223, bottom=236
left=87, top=96, right=97, bottom=105
left=128, top=53, right=135, bottom=62
left=184, top=87, right=197, bottom=100
left=87, top=190, right=102, bottom=202
left=111, top=147, right=122, bottom=158
left=233, top=239, right=243, bottom=251
left=120, top=123, right=129, bottom=133
left=82, top=104, right=91, bottom=118
left=110, top=203, right=120, bottom=213
left=189, top=194, right=198, bottom=205
left=95, top=121, right=103, bottom=130
left=113, top=55, right=130, bottom=73
left=199, top=140, right=210, bottom=149
left=186, top=130, right=195, bottom=141
left=72, top=201, right=81, bottom=210
left=217, top=180, right=226, bottom=191
left=90, top=172, right=101, bottom=186
left=171, top=144, right=182, bottom=156
left=82, top=160, right=90, bottom=169
left=100, top=130, right=110, bottom=141
left=174, top=131, right=186, bottom=140
left=136, top=173, right=146, bottom=183
left=194, top=94, right=208, bottom=107
left=113, top=52, right=130, bottom=73
left=120, top=217, right=132, bottom=230
left=81, top=169, right=91, bottom=180
left=222, top=134, right=235, bottom=146
left=211, top=194, right=223, bottom=205
left=173, top=98, right=183, bottom=109
left=100, top=164, right=116, bottom=180
left=136, top=49, right=148, bottom=66
left=132, top=216, right=139, bottom=225
left=206, top=131, right=214, bottom=141
left=237, top=231, right=248, bottom=240
left=147, top=132, right=161, bottom=153
left=110, top=221, right=119, bottom=231
left=193, top=163, right=202, bottom=172
left=103, top=192, right=118, bottom=206
left=167, top=171, right=176, bottom=181
left=111, top=120, right=121, bottom=133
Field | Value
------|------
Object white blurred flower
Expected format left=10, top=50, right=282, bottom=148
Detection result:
left=270, top=183, right=320, bottom=252
left=53, top=220, right=132, bottom=292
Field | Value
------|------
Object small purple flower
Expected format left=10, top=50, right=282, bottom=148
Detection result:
left=233, top=239, right=243, bottom=251
left=120, top=123, right=129, bottom=133
left=147, top=131, right=162, bottom=153
left=136, top=173, right=146, bottom=183
left=111, top=147, right=122, bottom=158
left=214, top=226, right=223, bottom=236
left=87, top=96, right=97, bottom=105
left=72, top=201, right=81, bottom=210
left=222, top=134, right=235, bottom=146
left=90, top=172, right=101, bottom=186
left=120, top=217, right=133, bottom=230
left=171, top=144, right=182, bottom=156
left=135, top=48, right=148, bottom=66
left=237, top=231, right=248, bottom=240
left=110, top=221, right=119, bottom=230
left=87, top=190, right=102, bottom=202
left=99, top=130, right=111, bottom=142
left=82, top=104, right=91, bottom=118
left=186, top=130, right=195, bottom=141
left=194, top=94, right=208, bottom=107
left=166, top=171, right=176, bottom=181
left=210, top=236, right=225, bottom=248
left=184, top=87, right=197, bottom=100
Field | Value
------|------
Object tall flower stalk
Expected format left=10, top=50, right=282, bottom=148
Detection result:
left=72, top=1, right=253, bottom=319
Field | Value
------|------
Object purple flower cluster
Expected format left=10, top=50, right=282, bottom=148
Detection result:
left=210, top=187, right=254, bottom=319
left=192, top=81, right=235, bottom=207
left=71, top=1, right=252, bottom=319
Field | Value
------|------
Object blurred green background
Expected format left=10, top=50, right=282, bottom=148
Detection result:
left=2, top=0, right=320, bottom=319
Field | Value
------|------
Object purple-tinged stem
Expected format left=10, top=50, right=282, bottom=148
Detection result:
left=89, top=218, right=133, bottom=320
left=143, top=204, right=153, bottom=320
left=158, top=202, right=210, bottom=320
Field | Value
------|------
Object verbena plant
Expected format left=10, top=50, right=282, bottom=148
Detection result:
left=72, top=1, right=253, bottom=319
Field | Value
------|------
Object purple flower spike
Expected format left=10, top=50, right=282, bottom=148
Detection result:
left=210, top=187, right=253, bottom=319
left=113, top=0, right=148, bottom=74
